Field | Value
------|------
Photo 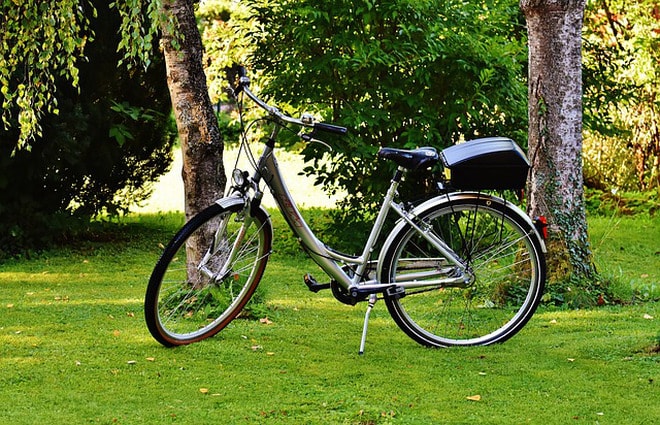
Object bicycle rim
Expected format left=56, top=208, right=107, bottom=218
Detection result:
left=145, top=203, right=272, bottom=346
left=382, top=197, right=545, bottom=347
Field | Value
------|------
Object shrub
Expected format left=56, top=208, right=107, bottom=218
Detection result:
left=245, top=0, right=528, bottom=223
left=0, top=1, right=176, bottom=257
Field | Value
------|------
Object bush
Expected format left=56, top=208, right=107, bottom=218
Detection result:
left=582, top=1, right=660, bottom=191
left=0, top=1, right=176, bottom=257
left=245, top=0, right=528, bottom=223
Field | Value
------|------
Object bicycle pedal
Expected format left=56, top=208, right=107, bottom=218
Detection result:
left=303, top=273, right=331, bottom=293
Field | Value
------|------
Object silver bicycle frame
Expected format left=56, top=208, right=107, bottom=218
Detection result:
left=247, top=127, right=470, bottom=293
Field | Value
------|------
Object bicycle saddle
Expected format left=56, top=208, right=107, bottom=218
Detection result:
left=377, top=147, right=439, bottom=170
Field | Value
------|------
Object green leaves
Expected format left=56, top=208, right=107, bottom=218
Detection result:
left=109, top=101, right=162, bottom=146
left=1, top=0, right=92, bottom=150
left=0, top=0, right=170, bottom=150
left=583, top=0, right=660, bottom=191
left=245, top=0, right=528, bottom=218
left=110, top=0, right=167, bottom=70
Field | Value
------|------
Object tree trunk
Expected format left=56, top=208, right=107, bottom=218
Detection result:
left=160, top=0, right=225, bottom=221
left=520, top=0, right=596, bottom=283
left=160, top=0, right=225, bottom=282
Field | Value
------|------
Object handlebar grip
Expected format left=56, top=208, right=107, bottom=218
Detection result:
left=314, top=122, right=348, bottom=136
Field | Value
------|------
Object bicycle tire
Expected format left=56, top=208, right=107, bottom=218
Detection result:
left=380, top=194, right=546, bottom=347
left=145, top=200, right=272, bottom=346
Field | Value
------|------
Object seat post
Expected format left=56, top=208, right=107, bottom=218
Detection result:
left=347, top=166, right=404, bottom=290
left=392, top=166, right=405, bottom=183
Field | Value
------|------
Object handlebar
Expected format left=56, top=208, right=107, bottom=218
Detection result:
left=230, top=67, right=347, bottom=137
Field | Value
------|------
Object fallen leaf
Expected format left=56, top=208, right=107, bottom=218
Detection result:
left=6, top=304, right=13, bottom=308
left=467, top=395, right=481, bottom=401
left=550, top=319, right=558, bottom=324
left=127, top=360, right=137, bottom=365
left=260, top=317, right=273, bottom=325
left=251, top=345, right=263, bottom=351
left=567, top=358, right=575, bottom=362
left=126, top=312, right=135, bottom=318
left=146, top=357, right=156, bottom=362
left=75, top=360, right=82, bottom=366
left=113, top=330, right=121, bottom=337
left=596, top=412, right=604, bottom=416
left=640, top=274, right=649, bottom=278
left=643, top=314, right=654, bottom=320
left=199, top=388, right=209, bottom=394
left=267, top=352, right=275, bottom=356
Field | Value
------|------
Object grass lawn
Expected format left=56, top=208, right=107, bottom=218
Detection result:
left=1, top=209, right=658, bottom=424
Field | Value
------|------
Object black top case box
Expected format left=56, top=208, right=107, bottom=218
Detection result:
left=440, top=137, right=530, bottom=190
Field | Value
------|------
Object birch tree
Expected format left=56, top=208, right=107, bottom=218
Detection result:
left=113, top=0, right=225, bottom=219
left=158, top=0, right=225, bottom=218
left=520, top=0, right=598, bottom=289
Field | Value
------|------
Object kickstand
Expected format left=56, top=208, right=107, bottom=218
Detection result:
left=359, top=294, right=378, bottom=355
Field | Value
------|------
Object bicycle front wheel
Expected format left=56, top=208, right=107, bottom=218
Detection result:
left=380, top=195, right=546, bottom=347
left=145, top=201, right=272, bottom=346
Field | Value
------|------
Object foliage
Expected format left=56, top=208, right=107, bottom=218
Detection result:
left=583, top=0, right=660, bottom=191
left=0, top=0, right=92, bottom=150
left=541, top=274, right=616, bottom=308
left=196, top=0, right=256, bottom=147
left=243, top=0, right=528, bottom=221
left=0, top=0, right=170, bottom=149
left=0, top=2, right=176, bottom=258
left=197, top=0, right=254, bottom=105
left=110, top=0, right=168, bottom=69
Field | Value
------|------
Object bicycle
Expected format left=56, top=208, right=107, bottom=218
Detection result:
left=144, top=68, right=547, bottom=354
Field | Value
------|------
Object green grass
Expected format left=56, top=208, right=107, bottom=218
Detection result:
left=1, top=212, right=658, bottom=424
left=588, top=214, right=660, bottom=302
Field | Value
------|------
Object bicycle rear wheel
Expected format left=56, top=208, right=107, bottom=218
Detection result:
left=145, top=201, right=272, bottom=346
left=380, top=195, right=545, bottom=347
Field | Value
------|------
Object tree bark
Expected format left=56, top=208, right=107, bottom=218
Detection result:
left=520, top=0, right=596, bottom=282
left=160, top=0, right=225, bottom=221
left=159, top=0, right=225, bottom=282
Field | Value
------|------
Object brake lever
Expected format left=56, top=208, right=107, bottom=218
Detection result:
left=300, top=132, right=333, bottom=151
left=224, top=85, right=238, bottom=100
